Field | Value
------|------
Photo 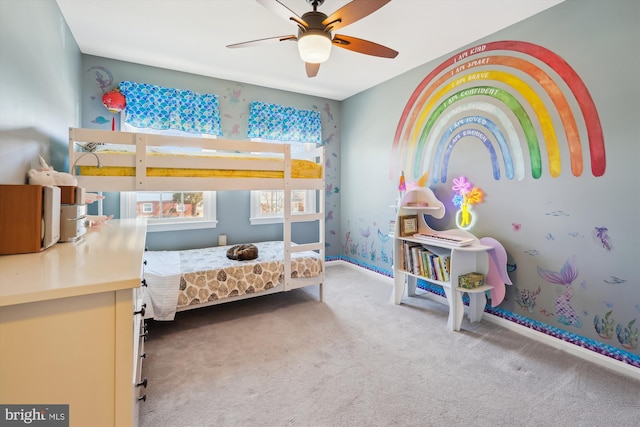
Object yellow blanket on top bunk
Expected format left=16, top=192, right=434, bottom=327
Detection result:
left=78, top=151, right=323, bottom=179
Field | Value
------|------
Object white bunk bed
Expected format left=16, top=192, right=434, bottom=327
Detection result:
left=68, top=127, right=325, bottom=320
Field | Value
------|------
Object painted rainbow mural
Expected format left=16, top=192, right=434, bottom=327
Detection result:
left=391, top=40, right=606, bottom=183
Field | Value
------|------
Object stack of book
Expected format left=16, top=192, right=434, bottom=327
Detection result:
left=400, top=241, right=450, bottom=282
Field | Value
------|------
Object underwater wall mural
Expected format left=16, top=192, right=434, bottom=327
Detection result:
left=342, top=39, right=638, bottom=366
left=87, top=65, right=117, bottom=129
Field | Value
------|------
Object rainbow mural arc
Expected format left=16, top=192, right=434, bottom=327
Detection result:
left=391, top=40, right=606, bottom=183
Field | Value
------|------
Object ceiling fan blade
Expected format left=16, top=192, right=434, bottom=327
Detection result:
left=257, top=0, right=308, bottom=28
left=333, top=34, right=398, bottom=58
left=323, top=0, right=391, bottom=31
left=227, top=35, right=296, bottom=49
left=306, top=62, right=320, bottom=78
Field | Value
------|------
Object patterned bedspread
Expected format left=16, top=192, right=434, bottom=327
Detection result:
left=144, top=241, right=322, bottom=319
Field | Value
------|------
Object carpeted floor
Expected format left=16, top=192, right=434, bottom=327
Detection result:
left=140, top=264, right=640, bottom=427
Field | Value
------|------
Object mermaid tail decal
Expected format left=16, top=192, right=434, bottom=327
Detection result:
left=537, top=256, right=582, bottom=328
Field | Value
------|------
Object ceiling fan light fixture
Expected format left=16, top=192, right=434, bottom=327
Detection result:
left=298, top=30, right=332, bottom=64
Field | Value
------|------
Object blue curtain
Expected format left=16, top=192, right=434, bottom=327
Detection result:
left=118, top=81, right=222, bottom=136
left=247, top=101, right=322, bottom=144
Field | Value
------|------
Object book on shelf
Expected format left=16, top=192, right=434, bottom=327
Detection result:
left=411, top=245, right=421, bottom=276
left=442, top=255, right=451, bottom=281
left=400, top=241, right=451, bottom=282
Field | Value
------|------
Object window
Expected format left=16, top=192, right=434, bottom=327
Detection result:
left=250, top=189, right=316, bottom=225
left=119, top=116, right=217, bottom=232
left=121, top=191, right=217, bottom=232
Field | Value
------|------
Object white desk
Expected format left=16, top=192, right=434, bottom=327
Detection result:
left=394, top=238, right=493, bottom=331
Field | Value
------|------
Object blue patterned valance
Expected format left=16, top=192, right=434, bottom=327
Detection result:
left=118, top=81, right=222, bottom=136
left=247, top=101, right=322, bottom=144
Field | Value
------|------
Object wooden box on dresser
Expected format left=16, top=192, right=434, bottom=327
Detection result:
left=0, top=219, right=148, bottom=427
left=393, top=187, right=493, bottom=331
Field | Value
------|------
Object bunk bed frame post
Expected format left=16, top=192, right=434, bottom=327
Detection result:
left=68, top=130, right=75, bottom=176
left=136, top=133, right=147, bottom=190
left=283, top=144, right=293, bottom=296
left=318, top=147, right=325, bottom=302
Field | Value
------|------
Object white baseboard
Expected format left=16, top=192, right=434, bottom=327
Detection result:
left=482, top=312, right=639, bottom=380
left=328, top=260, right=640, bottom=381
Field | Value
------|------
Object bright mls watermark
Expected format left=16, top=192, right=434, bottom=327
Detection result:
left=0, top=405, right=68, bottom=426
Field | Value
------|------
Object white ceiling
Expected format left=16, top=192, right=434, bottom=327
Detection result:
left=56, top=0, right=564, bottom=101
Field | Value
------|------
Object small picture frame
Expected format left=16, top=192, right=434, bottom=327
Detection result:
left=399, top=215, right=418, bottom=237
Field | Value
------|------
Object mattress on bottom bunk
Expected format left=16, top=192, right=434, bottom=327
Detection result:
left=143, top=241, right=322, bottom=320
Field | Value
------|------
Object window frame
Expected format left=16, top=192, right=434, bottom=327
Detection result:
left=249, top=189, right=316, bottom=225
left=119, top=114, right=218, bottom=232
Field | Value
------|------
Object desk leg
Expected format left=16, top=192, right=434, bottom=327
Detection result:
left=407, top=275, right=417, bottom=297
left=393, top=273, right=405, bottom=305
left=468, top=292, right=487, bottom=323
left=443, top=287, right=464, bottom=331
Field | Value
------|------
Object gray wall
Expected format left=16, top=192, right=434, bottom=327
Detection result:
left=341, top=0, right=639, bottom=359
left=0, top=0, right=81, bottom=182
left=81, top=56, right=342, bottom=253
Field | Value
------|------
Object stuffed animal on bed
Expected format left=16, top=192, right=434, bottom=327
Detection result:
left=28, top=155, right=78, bottom=186
left=226, top=244, right=259, bottom=260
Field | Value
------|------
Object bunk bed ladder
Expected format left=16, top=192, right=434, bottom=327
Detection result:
left=282, top=144, right=326, bottom=301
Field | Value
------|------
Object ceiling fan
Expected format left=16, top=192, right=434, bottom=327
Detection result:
left=227, top=0, right=398, bottom=78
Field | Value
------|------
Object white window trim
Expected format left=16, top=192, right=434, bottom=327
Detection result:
left=120, top=191, right=218, bottom=232
left=249, top=190, right=316, bottom=225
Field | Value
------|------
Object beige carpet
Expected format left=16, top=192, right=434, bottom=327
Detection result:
left=140, top=264, right=640, bottom=427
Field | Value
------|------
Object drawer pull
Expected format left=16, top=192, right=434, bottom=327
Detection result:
left=134, top=304, right=146, bottom=317
left=141, top=330, right=149, bottom=340
left=144, top=259, right=147, bottom=265
left=141, top=352, right=146, bottom=359
left=138, top=394, right=146, bottom=402
left=136, top=377, right=148, bottom=388
left=141, top=279, right=147, bottom=287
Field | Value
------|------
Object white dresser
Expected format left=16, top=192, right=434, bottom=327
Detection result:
left=0, top=219, right=147, bottom=427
